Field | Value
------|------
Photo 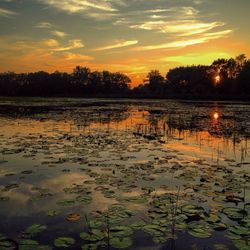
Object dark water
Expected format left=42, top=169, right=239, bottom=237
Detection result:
left=0, top=98, right=249, bottom=250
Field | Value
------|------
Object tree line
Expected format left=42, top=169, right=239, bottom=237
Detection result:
left=0, top=54, right=249, bottom=99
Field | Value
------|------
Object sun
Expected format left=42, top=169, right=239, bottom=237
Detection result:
left=215, top=75, right=221, bottom=84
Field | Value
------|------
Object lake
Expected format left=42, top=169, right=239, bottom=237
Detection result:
left=0, top=98, right=249, bottom=250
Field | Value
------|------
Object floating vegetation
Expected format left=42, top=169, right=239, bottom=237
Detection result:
left=54, top=237, right=75, bottom=248
left=222, top=207, right=247, bottom=221
left=0, top=99, right=249, bottom=249
left=187, top=222, right=213, bottom=238
left=80, top=229, right=105, bottom=242
left=0, top=233, right=17, bottom=250
left=19, top=240, right=52, bottom=250
left=25, top=224, right=47, bottom=237
left=46, top=210, right=60, bottom=217
left=110, top=237, right=133, bottom=249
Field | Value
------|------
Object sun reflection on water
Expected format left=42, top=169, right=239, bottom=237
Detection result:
left=213, top=112, right=219, bottom=120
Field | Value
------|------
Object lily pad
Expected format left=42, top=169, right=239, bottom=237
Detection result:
left=47, top=210, right=60, bottom=217
left=81, top=243, right=98, bottom=250
left=54, top=237, right=75, bottom=248
left=213, top=244, right=229, bottom=250
left=116, top=195, right=147, bottom=204
left=19, top=240, right=39, bottom=250
left=181, top=204, right=205, bottom=218
left=205, top=213, right=221, bottom=224
left=110, top=226, right=133, bottom=237
left=152, top=236, right=168, bottom=244
left=240, top=215, right=250, bottom=228
left=130, top=221, right=146, bottom=230
left=110, top=237, right=132, bottom=249
left=142, top=224, right=165, bottom=237
left=76, top=195, right=92, bottom=205
left=2, top=183, right=19, bottom=192
left=225, top=231, right=242, bottom=240
left=0, top=234, right=17, bottom=250
left=25, top=224, right=47, bottom=236
left=222, top=207, right=246, bottom=220
left=229, top=225, right=249, bottom=236
left=88, top=218, right=103, bottom=229
left=232, top=239, right=250, bottom=250
left=80, top=229, right=105, bottom=242
left=102, top=190, right=116, bottom=198
left=212, top=222, right=227, bottom=231
left=56, top=199, right=75, bottom=207
left=187, top=222, right=212, bottom=239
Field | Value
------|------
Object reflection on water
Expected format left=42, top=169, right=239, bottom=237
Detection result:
left=213, top=112, right=219, bottom=120
left=0, top=99, right=249, bottom=250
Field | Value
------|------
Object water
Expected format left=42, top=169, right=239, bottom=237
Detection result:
left=0, top=98, right=249, bottom=250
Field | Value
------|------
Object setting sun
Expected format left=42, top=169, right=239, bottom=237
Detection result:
left=215, top=75, right=221, bottom=84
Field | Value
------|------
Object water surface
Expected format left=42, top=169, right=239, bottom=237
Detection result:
left=0, top=98, right=249, bottom=250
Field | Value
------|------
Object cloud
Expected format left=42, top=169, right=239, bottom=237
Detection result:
left=193, top=0, right=204, bottom=4
left=130, top=20, right=224, bottom=36
left=0, top=36, right=92, bottom=73
left=40, top=0, right=118, bottom=13
left=43, top=39, right=59, bottom=47
left=51, top=30, right=68, bottom=37
left=63, top=52, right=93, bottom=61
left=0, top=7, right=17, bottom=17
left=135, top=29, right=232, bottom=51
left=93, top=40, right=138, bottom=51
left=36, top=22, right=53, bottom=28
left=137, top=39, right=206, bottom=51
left=202, top=29, right=232, bottom=38
left=53, top=39, right=84, bottom=51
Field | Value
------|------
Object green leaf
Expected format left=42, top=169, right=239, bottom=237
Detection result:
left=19, top=240, right=39, bottom=250
left=205, top=213, right=221, bottom=224
left=25, top=224, right=47, bottom=236
left=80, top=230, right=105, bottom=242
left=232, top=239, right=250, bottom=250
left=110, top=226, right=133, bottom=237
left=56, top=199, right=75, bottom=206
left=47, top=210, right=60, bottom=217
left=181, top=204, right=204, bottom=217
left=188, top=222, right=213, bottom=239
left=54, top=237, right=75, bottom=248
left=229, top=225, right=250, bottom=236
left=110, top=237, right=132, bottom=249
left=222, top=207, right=246, bottom=221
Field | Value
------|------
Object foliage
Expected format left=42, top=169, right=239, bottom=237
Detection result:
left=0, top=54, right=250, bottom=99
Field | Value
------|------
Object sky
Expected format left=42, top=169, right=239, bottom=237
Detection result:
left=0, top=0, right=250, bottom=85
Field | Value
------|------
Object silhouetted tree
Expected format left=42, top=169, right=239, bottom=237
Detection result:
left=0, top=55, right=249, bottom=99
left=238, top=60, right=250, bottom=95
left=167, top=65, right=213, bottom=97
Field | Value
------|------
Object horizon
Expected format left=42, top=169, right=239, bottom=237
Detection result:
left=0, top=0, right=250, bottom=86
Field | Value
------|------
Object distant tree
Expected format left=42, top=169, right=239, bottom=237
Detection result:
left=88, top=71, right=103, bottom=94
left=146, top=70, right=165, bottom=92
left=166, top=65, right=213, bottom=97
left=238, top=60, right=250, bottom=95
left=236, top=54, right=247, bottom=70
left=72, top=66, right=91, bottom=94
left=102, top=71, right=131, bottom=94
left=0, top=55, right=249, bottom=99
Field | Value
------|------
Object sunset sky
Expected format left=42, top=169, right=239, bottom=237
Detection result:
left=0, top=0, right=250, bottom=85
